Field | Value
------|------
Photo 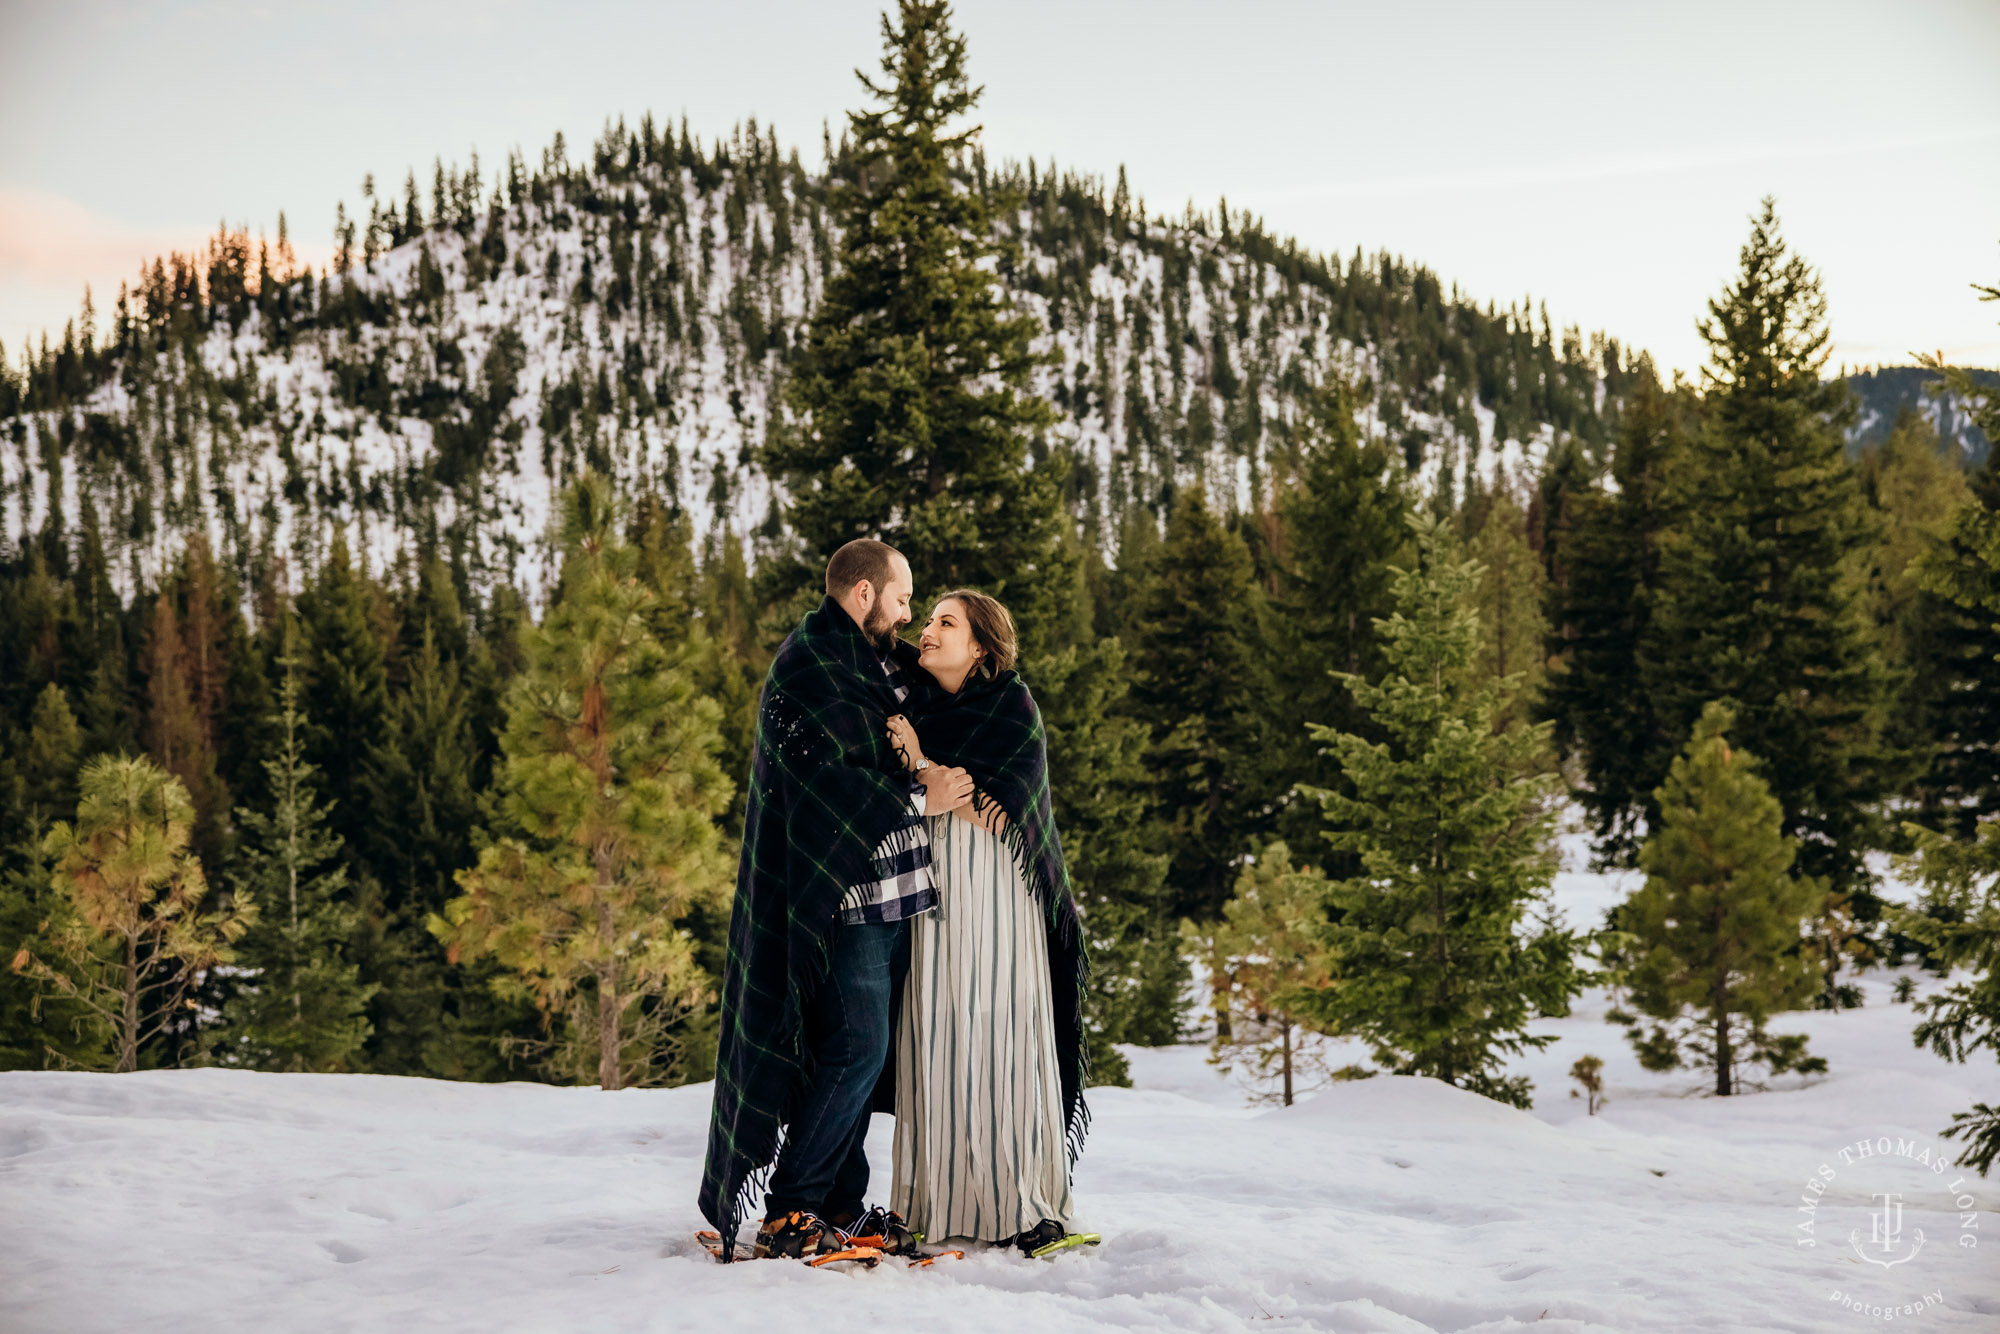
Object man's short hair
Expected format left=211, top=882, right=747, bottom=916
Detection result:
left=825, top=538, right=902, bottom=599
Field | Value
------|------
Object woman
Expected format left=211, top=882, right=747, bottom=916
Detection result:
left=883, top=590, right=1088, bottom=1255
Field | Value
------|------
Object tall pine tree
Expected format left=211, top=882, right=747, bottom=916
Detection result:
left=1913, top=455, right=2000, bottom=838
left=1889, top=274, right=2000, bottom=1173
left=434, top=477, right=733, bottom=1090
left=0, top=685, right=102, bottom=1069
left=212, top=646, right=375, bottom=1071
left=1128, top=485, right=1267, bottom=925
left=1300, top=513, right=1583, bottom=1107
left=298, top=536, right=393, bottom=875
left=765, top=0, right=1070, bottom=639
left=1542, top=367, right=1690, bottom=863
left=1463, top=480, right=1548, bottom=738
left=1266, top=382, right=1409, bottom=849
left=1859, top=409, right=1975, bottom=825
left=1644, top=201, right=1887, bottom=912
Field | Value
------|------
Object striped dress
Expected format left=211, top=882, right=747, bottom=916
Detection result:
left=890, top=811, right=1076, bottom=1243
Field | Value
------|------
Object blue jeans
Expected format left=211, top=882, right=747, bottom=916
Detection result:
left=764, top=918, right=908, bottom=1223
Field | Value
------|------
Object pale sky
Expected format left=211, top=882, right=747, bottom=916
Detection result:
left=3, top=0, right=1997, bottom=379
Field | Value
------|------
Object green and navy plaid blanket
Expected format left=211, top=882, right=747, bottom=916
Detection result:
left=698, top=596, right=925, bottom=1253
left=908, top=665, right=1091, bottom=1167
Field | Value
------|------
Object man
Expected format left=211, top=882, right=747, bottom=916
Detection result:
left=698, top=539, right=973, bottom=1261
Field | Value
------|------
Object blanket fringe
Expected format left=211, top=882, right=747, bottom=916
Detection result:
left=979, top=787, right=1094, bottom=1166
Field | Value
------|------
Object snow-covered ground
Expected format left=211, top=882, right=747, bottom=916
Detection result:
left=3, top=848, right=1997, bottom=1332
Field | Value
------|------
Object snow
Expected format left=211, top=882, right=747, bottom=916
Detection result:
left=4, top=983, right=1996, bottom=1330
left=4, top=845, right=1997, bottom=1332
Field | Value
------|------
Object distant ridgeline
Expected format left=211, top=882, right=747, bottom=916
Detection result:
left=1845, top=365, right=1996, bottom=466
left=0, top=116, right=1652, bottom=597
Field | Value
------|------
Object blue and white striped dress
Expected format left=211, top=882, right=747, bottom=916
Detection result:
left=890, top=811, right=1076, bottom=1242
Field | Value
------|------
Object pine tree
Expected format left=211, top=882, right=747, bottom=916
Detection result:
left=1204, top=843, right=1336, bottom=1106
left=1615, top=701, right=1828, bottom=1095
left=297, top=536, right=393, bottom=875
left=21, top=684, right=82, bottom=822
left=1128, top=486, right=1266, bottom=925
left=1032, top=634, right=1177, bottom=1082
left=1918, top=453, right=2000, bottom=838
left=1464, top=481, right=1548, bottom=736
left=12, top=755, right=251, bottom=1072
left=367, top=561, right=539, bottom=1082
left=0, top=685, right=102, bottom=1069
left=1890, top=279, right=2000, bottom=1171
left=635, top=496, right=761, bottom=845
left=1895, top=817, right=2000, bottom=1175
left=433, top=477, right=733, bottom=1090
left=1896, top=792, right=2000, bottom=1176
left=368, top=622, right=482, bottom=923
left=355, top=620, right=500, bottom=1075
left=764, top=0, right=1070, bottom=639
left=1266, top=383, right=1409, bottom=849
left=78, top=622, right=138, bottom=761
left=1542, top=369, right=1690, bottom=863
left=140, top=592, right=225, bottom=858
left=1644, top=200, right=1888, bottom=908
left=1299, top=513, right=1583, bottom=1107
left=213, top=648, right=374, bottom=1071
left=1859, top=409, right=1976, bottom=824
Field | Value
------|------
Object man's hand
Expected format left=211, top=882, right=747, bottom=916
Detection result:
left=917, top=764, right=975, bottom=814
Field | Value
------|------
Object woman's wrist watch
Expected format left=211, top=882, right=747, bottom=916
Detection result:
left=913, top=757, right=931, bottom=772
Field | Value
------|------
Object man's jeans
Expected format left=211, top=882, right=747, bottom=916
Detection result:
left=764, top=918, right=908, bottom=1223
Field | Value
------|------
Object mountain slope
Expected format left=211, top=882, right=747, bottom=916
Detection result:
left=0, top=118, right=1646, bottom=598
left=1845, top=364, right=1996, bottom=464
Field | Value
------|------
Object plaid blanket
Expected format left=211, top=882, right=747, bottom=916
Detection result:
left=908, top=665, right=1091, bottom=1167
left=698, top=596, right=926, bottom=1253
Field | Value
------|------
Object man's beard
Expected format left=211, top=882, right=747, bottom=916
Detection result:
left=861, top=602, right=899, bottom=655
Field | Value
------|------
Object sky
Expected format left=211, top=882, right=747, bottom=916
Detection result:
left=2, top=0, right=1997, bottom=379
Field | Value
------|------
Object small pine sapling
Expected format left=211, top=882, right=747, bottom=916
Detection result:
left=13, top=756, right=253, bottom=1072
left=1199, top=843, right=1338, bottom=1106
left=1569, top=1055, right=1606, bottom=1115
left=1617, top=701, right=1828, bottom=1095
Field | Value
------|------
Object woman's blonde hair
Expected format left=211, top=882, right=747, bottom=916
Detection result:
left=934, top=589, right=1017, bottom=681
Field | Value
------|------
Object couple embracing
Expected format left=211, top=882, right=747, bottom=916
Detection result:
left=697, top=539, right=1088, bottom=1263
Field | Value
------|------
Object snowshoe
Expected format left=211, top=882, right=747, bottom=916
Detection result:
left=752, top=1210, right=839, bottom=1260
left=839, top=1205, right=920, bottom=1256
left=905, top=1247, right=966, bottom=1268
left=804, top=1244, right=882, bottom=1269
left=1010, top=1219, right=1102, bottom=1259
left=694, top=1229, right=753, bottom=1262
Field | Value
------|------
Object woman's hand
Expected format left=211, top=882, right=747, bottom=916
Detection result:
left=952, top=788, right=1009, bottom=836
left=886, top=714, right=926, bottom=772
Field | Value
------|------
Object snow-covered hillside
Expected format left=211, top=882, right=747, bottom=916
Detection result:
left=0, top=121, right=1635, bottom=603
left=4, top=853, right=1996, bottom=1334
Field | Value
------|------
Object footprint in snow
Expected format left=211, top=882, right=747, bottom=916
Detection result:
left=321, top=1240, right=366, bottom=1264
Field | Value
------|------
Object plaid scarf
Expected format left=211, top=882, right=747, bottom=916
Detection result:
left=698, top=596, right=924, bottom=1253
left=908, top=665, right=1091, bottom=1168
